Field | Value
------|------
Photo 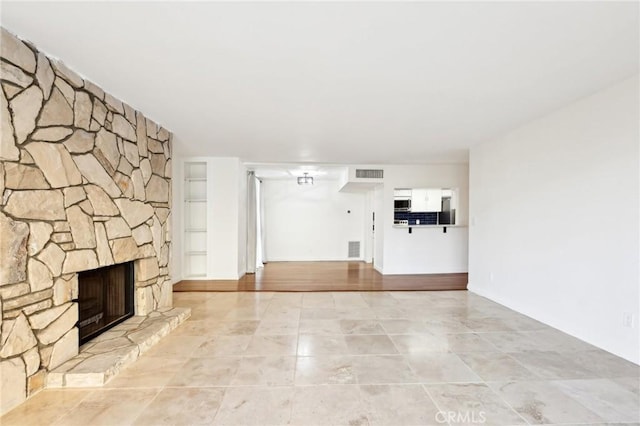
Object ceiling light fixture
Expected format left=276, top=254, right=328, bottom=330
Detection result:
left=297, top=172, right=314, bottom=185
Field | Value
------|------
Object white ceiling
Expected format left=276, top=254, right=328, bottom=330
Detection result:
left=249, top=163, right=345, bottom=180
left=2, top=2, right=638, bottom=165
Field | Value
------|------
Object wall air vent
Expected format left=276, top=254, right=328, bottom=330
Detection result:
left=348, top=241, right=361, bottom=258
left=355, top=169, right=384, bottom=179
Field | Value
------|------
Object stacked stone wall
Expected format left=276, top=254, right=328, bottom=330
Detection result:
left=0, top=28, right=173, bottom=414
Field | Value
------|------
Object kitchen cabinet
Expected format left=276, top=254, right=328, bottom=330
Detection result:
left=184, top=161, right=208, bottom=278
left=394, top=188, right=412, bottom=198
left=411, top=188, right=442, bottom=212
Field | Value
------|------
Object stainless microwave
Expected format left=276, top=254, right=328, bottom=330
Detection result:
left=394, top=199, right=411, bottom=211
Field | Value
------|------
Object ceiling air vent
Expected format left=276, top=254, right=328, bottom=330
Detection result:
left=355, top=169, right=384, bottom=179
left=348, top=241, right=361, bottom=258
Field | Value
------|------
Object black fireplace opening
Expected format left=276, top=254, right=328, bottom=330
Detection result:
left=77, top=262, right=134, bottom=345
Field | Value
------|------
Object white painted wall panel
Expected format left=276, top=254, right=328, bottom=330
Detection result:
left=469, top=76, right=639, bottom=363
left=263, top=179, right=366, bottom=261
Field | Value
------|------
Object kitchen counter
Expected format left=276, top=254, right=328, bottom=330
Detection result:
left=392, top=224, right=467, bottom=228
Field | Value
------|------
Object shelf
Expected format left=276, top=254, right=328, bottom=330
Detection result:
left=184, top=161, right=208, bottom=281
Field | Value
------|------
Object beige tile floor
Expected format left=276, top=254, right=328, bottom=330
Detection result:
left=2, top=291, right=639, bottom=426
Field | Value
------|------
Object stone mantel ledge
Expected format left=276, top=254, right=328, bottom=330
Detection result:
left=47, top=307, right=190, bottom=388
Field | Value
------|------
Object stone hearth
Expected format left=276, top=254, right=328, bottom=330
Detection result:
left=48, top=307, right=189, bottom=388
left=1, top=27, right=175, bottom=414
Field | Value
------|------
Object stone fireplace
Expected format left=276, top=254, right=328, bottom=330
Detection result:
left=77, top=262, right=134, bottom=345
left=0, top=28, right=178, bottom=414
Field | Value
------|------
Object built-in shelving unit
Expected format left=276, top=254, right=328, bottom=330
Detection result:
left=184, top=162, right=207, bottom=278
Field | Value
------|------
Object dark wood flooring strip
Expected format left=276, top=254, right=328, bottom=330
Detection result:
left=173, top=262, right=468, bottom=292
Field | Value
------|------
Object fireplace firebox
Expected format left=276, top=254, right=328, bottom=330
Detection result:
left=77, top=262, right=135, bottom=345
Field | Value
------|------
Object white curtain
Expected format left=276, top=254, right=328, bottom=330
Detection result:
left=246, top=172, right=264, bottom=273
left=256, top=176, right=265, bottom=268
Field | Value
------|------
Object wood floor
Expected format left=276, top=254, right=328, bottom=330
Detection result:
left=173, top=262, right=468, bottom=292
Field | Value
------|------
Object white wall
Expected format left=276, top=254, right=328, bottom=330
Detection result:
left=380, top=164, right=469, bottom=275
left=237, top=163, right=247, bottom=277
left=170, top=137, right=184, bottom=284
left=263, top=179, right=366, bottom=261
left=363, top=190, right=374, bottom=263
left=373, top=185, right=385, bottom=272
left=208, top=157, right=245, bottom=279
left=469, top=76, right=639, bottom=364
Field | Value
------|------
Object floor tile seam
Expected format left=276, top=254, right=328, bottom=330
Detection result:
left=357, top=379, right=488, bottom=386
left=504, top=350, right=609, bottom=380
left=352, top=378, right=383, bottom=425
left=53, top=387, right=163, bottom=425
left=402, top=351, right=480, bottom=380
left=160, top=384, right=296, bottom=390
left=483, top=379, right=610, bottom=425
left=463, top=330, right=527, bottom=352
left=165, top=380, right=495, bottom=388
left=478, top=378, right=531, bottom=425
left=567, top=350, right=640, bottom=376
left=452, top=356, right=532, bottom=426
left=126, top=386, right=165, bottom=426
left=288, top=300, right=304, bottom=425
left=607, top=374, right=640, bottom=393
left=495, top=351, right=545, bottom=380
left=271, top=388, right=296, bottom=426
left=288, top=296, right=312, bottom=423
left=548, top=378, right=639, bottom=422
left=380, top=331, right=405, bottom=357
left=37, top=393, right=88, bottom=426
left=453, top=351, right=544, bottom=381
left=294, top=352, right=408, bottom=358
left=464, top=332, right=503, bottom=352
left=69, top=385, right=165, bottom=392
left=421, top=384, right=453, bottom=426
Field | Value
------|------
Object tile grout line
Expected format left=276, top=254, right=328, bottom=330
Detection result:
left=455, top=353, right=533, bottom=426
left=288, top=294, right=303, bottom=424
left=126, top=386, right=164, bottom=425
left=422, top=384, right=453, bottom=426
